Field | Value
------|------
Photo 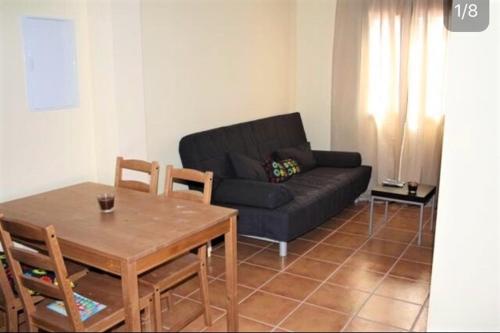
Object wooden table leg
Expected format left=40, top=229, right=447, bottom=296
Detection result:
left=225, top=215, right=238, bottom=332
left=121, top=261, right=141, bottom=332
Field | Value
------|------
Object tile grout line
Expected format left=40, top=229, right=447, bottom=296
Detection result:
left=199, top=311, right=226, bottom=332
left=174, top=243, right=272, bottom=300
left=274, top=309, right=405, bottom=333
left=342, top=214, right=430, bottom=331
left=200, top=272, right=429, bottom=316
left=200, top=310, right=279, bottom=331
left=171, top=242, right=280, bottom=331
left=233, top=206, right=369, bottom=310
left=266, top=224, right=434, bottom=252
left=161, top=295, right=226, bottom=331
left=339, top=216, right=434, bottom=332
left=175, top=202, right=433, bottom=332
left=409, top=291, right=431, bottom=332
left=194, top=207, right=428, bottom=331
left=225, top=257, right=430, bottom=305
left=181, top=287, right=288, bottom=330
left=270, top=203, right=404, bottom=332
left=190, top=205, right=371, bottom=331
left=186, top=292, right=284, bottom=330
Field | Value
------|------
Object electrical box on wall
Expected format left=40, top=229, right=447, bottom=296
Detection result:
left=22, top=17, right=79, bottom=111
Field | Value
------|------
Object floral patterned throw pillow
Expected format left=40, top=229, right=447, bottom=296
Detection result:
left=262, top=159, right=301, bottom=183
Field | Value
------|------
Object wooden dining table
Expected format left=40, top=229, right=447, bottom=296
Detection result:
left=0, top=182, right=239, bottom=332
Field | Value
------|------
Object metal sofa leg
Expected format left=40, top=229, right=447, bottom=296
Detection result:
left=279, top=241, right=287, bottom=257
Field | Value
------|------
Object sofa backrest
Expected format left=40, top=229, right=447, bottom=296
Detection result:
left=179, top=112, right=308, bottom=180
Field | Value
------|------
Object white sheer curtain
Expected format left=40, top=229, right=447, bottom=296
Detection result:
left=332, top=0, right=447, bottom=189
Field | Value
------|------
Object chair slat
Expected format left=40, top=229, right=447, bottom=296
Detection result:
left=171, top=168, right=207, bottom=183
left=1, top=219, right=45, bottom=242
left=21, top=275, right=63, bottom=300
left=11, top=247, right=55, bottom=272
left=169, top=190, right=204, bottom=203
left=115, top=156, right=160, bottom=195
left=118, top=180, right=151, bottom=193
left=120, top=159, right=156, bottom=173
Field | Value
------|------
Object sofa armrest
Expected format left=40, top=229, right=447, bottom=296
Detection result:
left=213, top=179, right=294, bottom=209
left=312, top=150, right=362, bottom=168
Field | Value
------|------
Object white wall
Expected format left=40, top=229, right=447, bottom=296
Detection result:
left=85, top=0, right=120, bottom=185
left=0, top=0, right=338, bottom=200
left=142, top=0, right=338, bottom=172
left=428, top=2, right=500, bottom=331
left=294, top=0, right=337, bottom=150
left=141, top=0, right=295, bottom=183
left=0, top=1, right=6, bottom=199
left=0, top=0, right=97, bottom=202
left=0, top=0, right=149, bottom=201
left=86, top=0, right=148, bottom=185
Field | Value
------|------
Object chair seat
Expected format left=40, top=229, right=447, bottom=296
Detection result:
left=31, top=271, right=154, bottom=332
left=65, top=260, right=89, bottom=282
left=0, top=293, right=43, bottom=312
left=140, top=253, right=199, bottom=290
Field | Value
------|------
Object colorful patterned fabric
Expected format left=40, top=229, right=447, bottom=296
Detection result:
left=281, top=158, right=301, bottom=176
left=47, top=292, right=107, bottom=321
left=1, top=252, right=56, bottom=295
left=262, top=160, right=289, bottom=183
left=262, top=158, right=301, bottom=183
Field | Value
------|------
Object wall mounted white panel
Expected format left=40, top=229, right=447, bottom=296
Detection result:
left=22, top=17, right=79, bottom=111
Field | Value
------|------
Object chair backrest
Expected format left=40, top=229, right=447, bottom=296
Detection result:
left=114, top=156, right=160, bottom=195
left=0, top=216, right=84, bottom=331
left=164, top=165, right=213, bottom=204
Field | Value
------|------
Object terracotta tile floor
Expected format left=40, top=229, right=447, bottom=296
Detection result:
left=164, top=201, right=434, bottom=332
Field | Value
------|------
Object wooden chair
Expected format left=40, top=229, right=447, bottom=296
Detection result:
left=0, top=216, right=89, bottom=332
left=140, top=165, right=213, bottom=331
left=114, top=156, right=160, bottom=195
left=0, top=217, right=155, bottom=332
left=0, top=256, right=88, bottom=332
left=0, top=248, right=41, bottom=332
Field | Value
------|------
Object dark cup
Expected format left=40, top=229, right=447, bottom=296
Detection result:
left=97, top=193, right=115, bottom=213
left=407, top=182, right=418, bottom=195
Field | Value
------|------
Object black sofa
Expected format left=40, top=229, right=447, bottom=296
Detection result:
left=179, top=113, right=371, bottom=256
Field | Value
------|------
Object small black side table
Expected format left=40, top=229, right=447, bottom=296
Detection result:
left=369, top=183, right=437, bottom=245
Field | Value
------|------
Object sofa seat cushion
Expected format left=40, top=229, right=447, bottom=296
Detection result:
left=214, top=179, right=293, bottom=209
left=222, top=166, right=372, bottom=241
left=281, top=166, right=371, bottom=238
left=282, top=167, right=367, bottom=194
